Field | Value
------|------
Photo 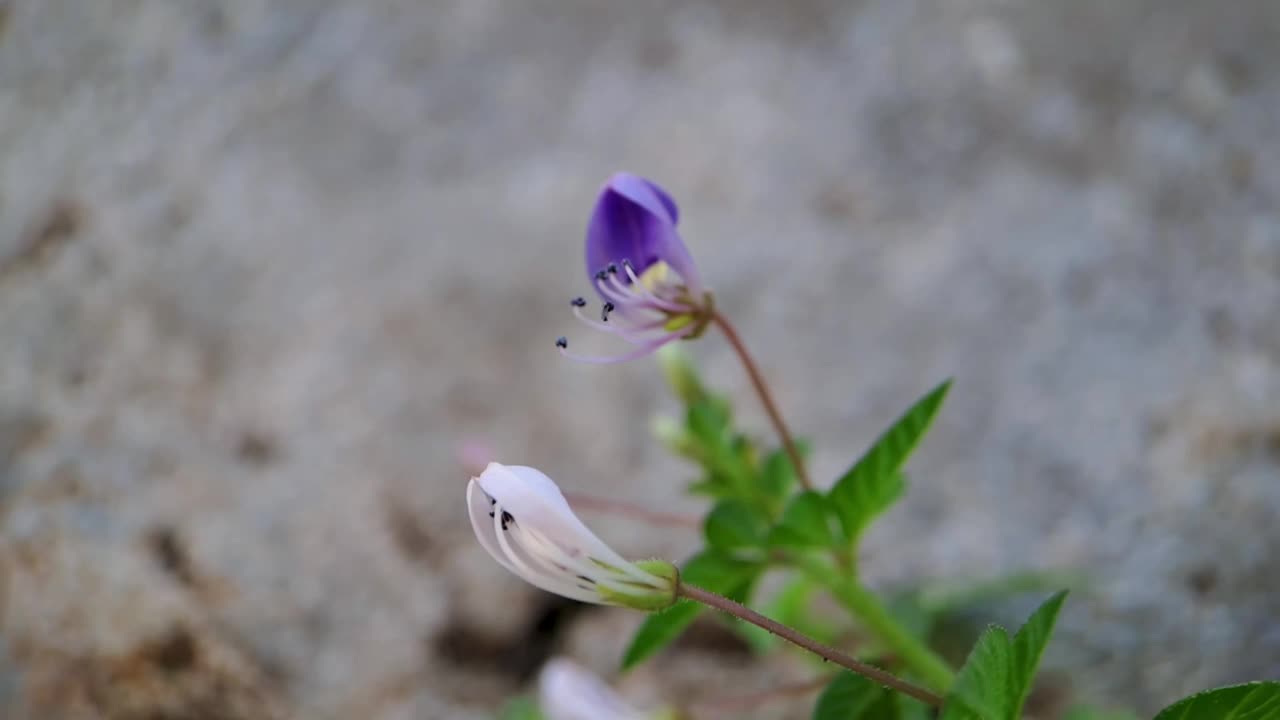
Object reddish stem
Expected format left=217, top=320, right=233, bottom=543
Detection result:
left=679, top=583, right=943, bottom=707
left=710, top=311, right=813, bottom=491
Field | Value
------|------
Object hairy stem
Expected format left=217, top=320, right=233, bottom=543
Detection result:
left=710, top=311, right=812, bottom=491
left=679, top=582, right=943, bottom=707
left=794, top=555, right=956, bottom=691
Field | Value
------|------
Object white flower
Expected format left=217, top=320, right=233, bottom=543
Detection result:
left=466, top=462, right=677, bottom=610
left=538, top=658, right=645, bottom=720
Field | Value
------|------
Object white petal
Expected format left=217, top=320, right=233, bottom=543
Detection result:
left=478, top=463, right=575, bottom=517
left=539, top=659, right=644, bottom=720
left=493, top=511, right=602, bottom=603
left=476, top=463, right=655, bottom=584
left=466, top=479, right=517, bottom=575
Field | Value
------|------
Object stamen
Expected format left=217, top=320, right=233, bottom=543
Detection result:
left=555, top=336, right=568, bottom=349
left=594, top=269, right=609, bottom=281
left=570, top=297, right=587, bottom=307
left=618, top=264, right=690, bottom=313
left=602, top=271, right=688, bottom=314
left=572, top=305, right=668, bottom=339
left=607, top=262, right=619, bottom=275
left=593, top=276, right=650, bottom=309
left=557, top=327, right=695, bottom=364
left=500, top=510, right=514, bottom=531
left=601, top=302, right=614, bottom=322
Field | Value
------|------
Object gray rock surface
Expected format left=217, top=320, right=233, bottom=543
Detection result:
left=1, top=0, right=1277, bottom=717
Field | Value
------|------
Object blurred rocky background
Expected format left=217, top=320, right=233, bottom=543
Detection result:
left=1, top=0, right=1278, bottom=718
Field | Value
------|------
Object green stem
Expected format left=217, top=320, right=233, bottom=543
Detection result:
left=795, top=555, right=956, bottom=692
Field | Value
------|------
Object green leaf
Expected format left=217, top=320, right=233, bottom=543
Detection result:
left=943, top=625, right=1014, bottom=720
left=759, top=443, right=807, bottom=506
left=897, top=692, right=935, bottom=720
left=682, top=396, right=757, bottom=497
left=812, top=673, right=889, bottom=720
left=767, top=491, right=837, bottom=549
left=681, top=549, right=763, bottom=590
left=620, top=600, right=703, bottom=671
left=941, top=591, right=1068, bottom=720
left=829, top=380, right=952, bottom=545
left=620, top=550, right=761, bottom=670
left=686, top=397, right=731, bottom=448
left=704, top=500, right=768, bottom=551
left=1008, top=590, right=1068, bottom=718
left=1152, top=682, right=1280, bottom=720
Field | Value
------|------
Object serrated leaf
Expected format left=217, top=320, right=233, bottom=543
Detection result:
left=829, top=380, right=951, bottom=545
left=1153, top=682, right=1280, bottom=720
left=767, top=491, right=838, bottom=549
left=704, top=500, right=768, bottom=550
left=680, top=549, right=762, bottom=589
left=620, top=550, right=762, bottom=670
left=686, top=398, right=731, bottom=447
left=812, top=673, right=889, bottom=720
left=941, top=591, right=1068, bottom=720
left=1009, top=591, right=1068, bottom=718
left=942, top=624, right=1014, bottom=720
left=760, top=442, right=808, bottom=506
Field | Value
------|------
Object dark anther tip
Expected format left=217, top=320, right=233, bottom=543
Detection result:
left=570, top=296, right=587, bottom=307
left=621, top=258, right=633, bottom=270
left=555, top=336, right=568, bottom=349
left=607, top=262, right=619, bottom=274
left=601, top=302, right=614, bottom=321
left=594, top=269, right=608, bottom=280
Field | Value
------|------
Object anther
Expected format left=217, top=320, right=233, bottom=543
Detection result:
left=607, top=262, right=619, bottom=275
left=500, top=510, right=514, bottom=531
left=601, top=302, right=614, bottom=321
left=595, top=269, right=609, bottom=281
left=555, top=336, right=568, bottom=349
left=570, top=297, right=587, bottom=307
left=621, top=259, right=634, bottom=272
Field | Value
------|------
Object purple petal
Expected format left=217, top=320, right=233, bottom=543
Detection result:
left=607, top=173, right=678, bottom=224
left=584, top=173, right=702, bottom=296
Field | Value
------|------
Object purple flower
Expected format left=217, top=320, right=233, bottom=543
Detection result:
left=558, top=173, right=713, bottom=364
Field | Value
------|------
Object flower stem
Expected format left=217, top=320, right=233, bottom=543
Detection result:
left=794, top=555, right=956, bottom=691
left=710, top=311, right=812, bottom=491
left=678, top=582, right=943, bottom=707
